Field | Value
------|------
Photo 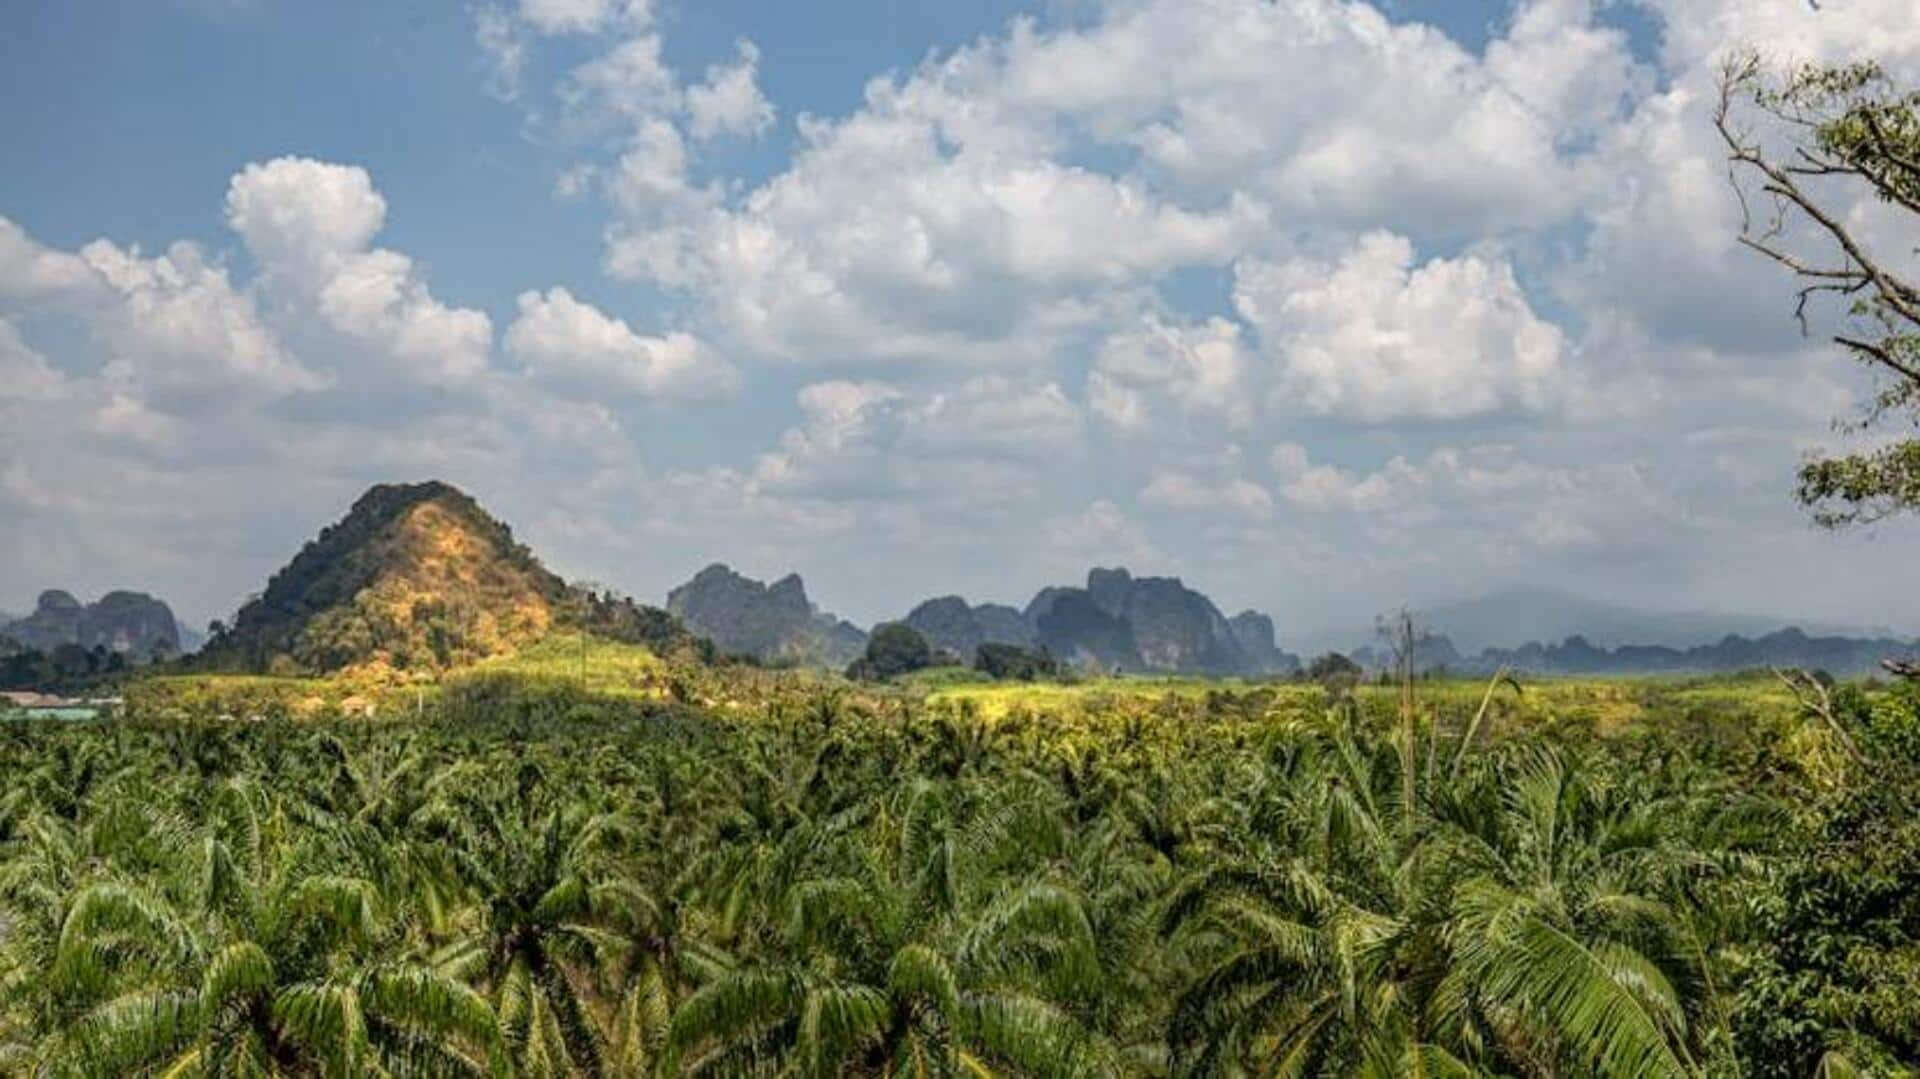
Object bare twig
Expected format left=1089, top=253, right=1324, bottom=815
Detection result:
left=1771, top=667, right=1863, bottom=762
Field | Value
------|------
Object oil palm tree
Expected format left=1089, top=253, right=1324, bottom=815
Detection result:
left=666, top=780, right=1119, bottom=1076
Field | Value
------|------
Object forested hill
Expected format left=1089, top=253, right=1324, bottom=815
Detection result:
left=195, top=481, right=705, bottom=675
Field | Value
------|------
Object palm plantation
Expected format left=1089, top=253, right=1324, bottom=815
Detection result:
left=2, top=660, right=1914, bottom=1077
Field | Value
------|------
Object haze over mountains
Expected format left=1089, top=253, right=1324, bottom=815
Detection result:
left=9, top=481, right=1916, bottom=678
left=1378, top=585, right=1897, bottom=654
left=1354, top=628, right=1920, bottom=679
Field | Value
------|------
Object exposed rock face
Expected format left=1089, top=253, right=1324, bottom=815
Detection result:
left=1032, top=590, right=1139, bottom=671
left=901, top=568, right=1293, bottom=675
left=667, top=564, right=866, bottom=666
left=1031, top=569, right=1252, bottom=674
left=903, top=596, right=1034, bottom=658
left=1113, top=571, right=1249, bottom=672
left=2, top=589, right=181, bottom=659
left=1227, top=611, right=1302, bottom=675
left=972, top=604, right=1034, bottom=649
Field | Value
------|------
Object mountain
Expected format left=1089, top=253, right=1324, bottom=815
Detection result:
left=1, top=589, right=182, bottom=659
left=667, top=564, right=867, bottom=667
left=1031, top=587, right=1142, bottom=671
left=1227, top=611, right=1300, bottom=674
left=197, top=480, right=702, bottom=675
left=1415, top=584, right=1892, bottom=653
left=902, top=596, right=1035, bottom=658
left=1350, top=627, right=1915, bottom=677
left=1031, top=568, right=1298, bottom=675
left=896, top=569, right=1298, bottom=676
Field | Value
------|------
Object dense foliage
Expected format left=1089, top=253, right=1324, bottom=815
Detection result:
left=846, top=623, right=934, bottom=682
left=973, top=643, right=1060, bottom=682
left=3, top=663, right=1916, bottom=1077
left=0, top=643, right=130, bottom=694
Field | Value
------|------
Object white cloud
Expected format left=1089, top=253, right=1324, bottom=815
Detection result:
left=686, top=41, right=775, bottom=140
left=1268, top=441, right=1690, bottom=556
left=1044, top=500, right=1162, bottom=569
left=226, top=157, right=493, bottom=386
left=1091, top=315, right=1251, bottom=430
left=18, top=0, right=1920, bottom=633
left=0, top=216, right=319, bottom=401
left=0, top=217, right=98, bottom=299
left=1140, top=471, right=1274, bottom=519
left=519, top=0, right=648, bottom=36
left=612, top=139, right=1258, bottom=364
left=475, top=6, right=526, bottom=100
left=505, top=286, right=738, bottom=400
left=569, top=0, right=1644, bottom=374
left=225, top=157, right=386, bottom=267
left=564, top=33, right=678, bottom=126
left=0, top=319, right=64, bottom=404
left=901, top=375, right=1083, bottom=458
left=1236, top=231, right=1569, bottom=421
left=82, top=238, right=321, bottom=399
left=1088, top=0, right=1639, bottom=236
left=747, top=377, right=1081, bottom=499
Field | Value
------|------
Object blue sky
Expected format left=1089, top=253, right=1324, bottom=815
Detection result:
left=2, top=0, right=1917, bottom=644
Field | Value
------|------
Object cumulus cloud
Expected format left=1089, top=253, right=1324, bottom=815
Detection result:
left=0, top=216, right=319, bottom=402
left=226, top=157, right=492, bottom=386
left=1090, top=316, right=1251, bottom=431
left=564, top=33, right=678, bottom=126
left=613, top=142, right=1258, bottom=363
left=901, top=375, right=1083, bottom=458
left=17, top=0, right=1920, bottom=632
left=686, top=41, right=775, bottom=140
left=744, top=376, right=1082, bottom=503
left=0, top=218, right=99, bottom=299
left=1268, top=441, right=1690, bottom=556
left=568, top=0, right=1649, bottom=372
left=225, top=157, right=386, bottom=266
left=520, top=0, right=648, bottom=36
left=1140, top=471, right=1274, bottom=519
left=1044, top=500, right=1162, bottom=569
left=1236, top=232, right=1569, bottom=421
left=0, top=319, right=64, bottom=404
left=505, top=287, right=738, bottom=400
left=0, top=158, right=678, bottom=625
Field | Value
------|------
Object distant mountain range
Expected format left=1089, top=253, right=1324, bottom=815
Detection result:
left=1, top=590, right=181, bottom=660
left=1325, top=584, right=1897, bottom=654
left=1350, top=626, right=1918, bottom=679
left=11, top=484, right=1915, bottom=681
left=899, top=568, right=1299, bottom=676
left=662, top=564, right=1299, bottom=676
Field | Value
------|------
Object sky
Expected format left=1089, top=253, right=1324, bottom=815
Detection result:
left=3, top=0, right=1919, bottom=646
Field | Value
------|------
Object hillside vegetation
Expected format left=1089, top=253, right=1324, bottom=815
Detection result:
left=195, top=482, right=706, bottom=677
